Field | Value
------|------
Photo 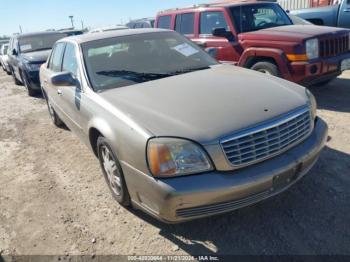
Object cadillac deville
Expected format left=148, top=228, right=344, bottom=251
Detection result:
left=40, top=29, right=328, bottom=223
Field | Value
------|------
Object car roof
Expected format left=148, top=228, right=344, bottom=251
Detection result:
left=158, top=0, right=277, bottom=14
left=15, top=31, right=67, bottom=39
left=128, top=17, right=155, bottom=23
left=60, top=28, right=171, bottom=44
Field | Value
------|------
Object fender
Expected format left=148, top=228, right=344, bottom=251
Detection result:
left=238, top=47, right=293, bottom=81
left=87, top=117, right=116, bottom=155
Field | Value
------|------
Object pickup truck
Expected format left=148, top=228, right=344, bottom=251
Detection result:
left=291, top=0, right=350, bottom=28
left=155, top=1, right=350, bottom=86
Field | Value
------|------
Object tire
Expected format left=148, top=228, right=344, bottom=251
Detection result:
left=97, top=136, right=131, bottom=207
left=251, top=61, right=280, bottom=77
left=21, top=71, right=37, bottom=97
left=45, top=95, right=64, bottom=127
left=11, top=67, right=22, bottom=85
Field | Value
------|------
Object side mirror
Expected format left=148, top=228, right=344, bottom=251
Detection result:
left=51, top=71, right=77, bottom=86
left=212, top=28, right=235, bottom=42
left=12, top=49, right=18, bottom=56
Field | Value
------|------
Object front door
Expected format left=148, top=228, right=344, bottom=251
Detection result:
left=193, top=10, right=241, bottom=63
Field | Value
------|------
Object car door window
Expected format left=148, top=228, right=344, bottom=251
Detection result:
left=157, top=15, right=172, bottom=29
left=175, top=13, right=195, bottom=35
left=49, top=42, right=66, bottom=72
left=200, top=11, right=230, bottom=35
left=62, top=43, right=79, bottom=77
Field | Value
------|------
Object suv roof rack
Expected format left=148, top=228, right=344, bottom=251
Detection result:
left=159, top=0, right=277, bottom=13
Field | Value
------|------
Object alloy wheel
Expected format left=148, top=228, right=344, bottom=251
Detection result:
left=100, top=145, right=122, bottom=196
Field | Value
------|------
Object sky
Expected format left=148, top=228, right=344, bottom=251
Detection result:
left=0, top=0, right=211, bottom=36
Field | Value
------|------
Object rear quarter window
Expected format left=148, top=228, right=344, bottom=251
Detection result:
left=157, top=15, right=172, bottom=29
left=175, top=13, right=195, bottom=35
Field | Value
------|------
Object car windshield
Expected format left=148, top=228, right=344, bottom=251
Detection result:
left=230, top=3, right=292, bottom=33
left=19, top=33, right=67, bottom=53
left=82, top=31, right=218, bottom=91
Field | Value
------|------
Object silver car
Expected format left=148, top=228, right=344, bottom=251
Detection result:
left=0, top=43, right=11, bottom=74
left=40, top=29, right=328, bottom=223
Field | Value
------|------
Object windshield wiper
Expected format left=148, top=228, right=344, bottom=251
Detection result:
left=169, top=66, right=210, bottom=75
left=96, top=70, right=172, bottom=80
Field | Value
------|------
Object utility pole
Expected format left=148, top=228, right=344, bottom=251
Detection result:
left=19, top=25, right=23, bottom=33
left=81, top=20, right=84, bottom=30
left=69, top=15, right=74, bottom=29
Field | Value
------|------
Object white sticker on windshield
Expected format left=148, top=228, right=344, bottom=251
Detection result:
left=21, top=44, right=32, bottom=51
left=172, top=43, right=199, bottom=57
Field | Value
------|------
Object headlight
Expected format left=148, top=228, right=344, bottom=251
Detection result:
left=25, top=63, right=42, bottom=71
left=147, top=137, right=213, bottom=177
left=305, top=38, right=319, bottom=60
left=306, top=88, right=317, bottom=120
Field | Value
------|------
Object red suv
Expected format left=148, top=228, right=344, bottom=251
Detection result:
left=155, top=1, right=350, bottom=86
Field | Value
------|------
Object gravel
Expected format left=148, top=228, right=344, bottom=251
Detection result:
left=0, top=69, right=349, bottom=255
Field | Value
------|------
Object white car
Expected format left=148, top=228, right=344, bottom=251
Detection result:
left=88, top=25, right=128, bottom=33
left=0, top=43, right=11, bottom=74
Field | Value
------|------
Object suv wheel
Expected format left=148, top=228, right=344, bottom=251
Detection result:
left=251, top=61, right=279, bottom=77
left=45, top=96, right=64, bottom=127
left=97, top=136, right=130, bottom=206
left=21, top=72, right=37, bottom=97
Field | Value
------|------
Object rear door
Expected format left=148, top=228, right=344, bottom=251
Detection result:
left=192, top=10, right=240, bottom=62
left=45, top=42, right=66, bottom=118
left=338, top=0, right=350, bottom=28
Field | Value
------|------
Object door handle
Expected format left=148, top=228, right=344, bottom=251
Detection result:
left=57, top=89, right=62, bottom=95
left=344, top=8, right=350, bottom=12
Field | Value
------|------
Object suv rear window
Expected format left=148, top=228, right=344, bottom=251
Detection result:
left=200, top=11, right=229, bottom=35
left=157, top=15, right=172, bottom=29
left=175, top=13, right=195, bottom=35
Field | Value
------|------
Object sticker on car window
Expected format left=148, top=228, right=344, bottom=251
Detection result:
left=172, top=43, right=199, bottom=57
left=21, top=44, right=32, bottom=51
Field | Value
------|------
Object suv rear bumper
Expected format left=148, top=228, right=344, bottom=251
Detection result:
left=289, top=53, right=350, bottom=85
left=122, top=117, right=328, bottom=223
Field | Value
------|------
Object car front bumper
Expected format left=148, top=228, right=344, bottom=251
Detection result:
left=290, top=53, right=350, bottom=85
left=122, top=117, right=328, bottom=223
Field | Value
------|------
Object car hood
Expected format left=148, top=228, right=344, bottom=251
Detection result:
left=239, top=25, right=349, bottom=42
left=21, top=49, right=52, bottom=63
left=99, top=65, right=308, bottom=144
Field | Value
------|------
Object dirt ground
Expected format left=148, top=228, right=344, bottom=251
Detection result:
left=0, top=69, right=349, bottom=256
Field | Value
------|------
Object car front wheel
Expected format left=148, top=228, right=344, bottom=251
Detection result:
left=21, top=71, right=37, bottom=97
left=11, top=68, right=22, bottom=85
left=97, top=136, right=130, bottom=206
left=251, top=61, right=280, bottom=77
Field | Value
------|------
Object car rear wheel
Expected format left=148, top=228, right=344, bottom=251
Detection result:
left=97, top=136, right=130, bottom=207
left=21, top=71, right=37, bottom=97
left=45, top=96, right=64, bottom=127
left=251, top=61, right=280, bottom=77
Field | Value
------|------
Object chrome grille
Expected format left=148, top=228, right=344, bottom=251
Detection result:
left=221, top=106, right=312, bottom=167
left=320, top=34, right=349, bottom=58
